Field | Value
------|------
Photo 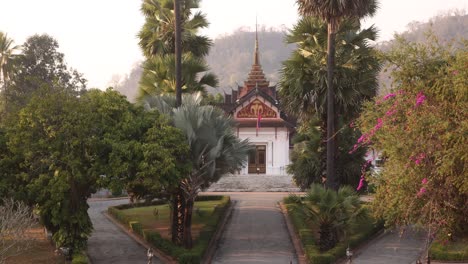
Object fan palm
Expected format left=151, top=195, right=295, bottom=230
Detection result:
left=296, top=0, right=378, bottom=190
left=138, top=53, right=218, bottom=99
left=143, top=93, right=251, bottom=248
left=280, top=18, right=379, bottom=189
left=289, top=184, right=366, bottom=251
left=138, top=0, right=211, bottom=58
left=279, top=17, right=380, bottom=122
left=0, top=32, right=21, bottom=110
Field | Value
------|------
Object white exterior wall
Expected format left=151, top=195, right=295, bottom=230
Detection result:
left=236, top=127, right=290, bottom=175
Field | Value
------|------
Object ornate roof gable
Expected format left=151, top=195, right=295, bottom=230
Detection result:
left=236, top=99, right=278, bottom=118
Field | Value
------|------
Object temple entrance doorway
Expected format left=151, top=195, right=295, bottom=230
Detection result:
left=248, top=145, right=266, bottom=174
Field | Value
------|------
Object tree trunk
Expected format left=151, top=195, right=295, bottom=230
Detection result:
left=183, top=198, right=194, bottom=249
left=325, top=22, right=338, bottom=191
left=170, top=186, right=185, bottom=245
left=174, top=0, right=182, bottom=107
left=319, top=224, right=338, bottom=252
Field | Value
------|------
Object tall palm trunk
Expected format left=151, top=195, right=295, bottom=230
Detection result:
left=183, top=197, right=194, bottom=248
left=171, top=0, right=185, bottom=246
left=171, top=187, right=185, bottom=245
left=326, top=22, right=338, bottom=190
left=174, top=0, right=182, bottom=107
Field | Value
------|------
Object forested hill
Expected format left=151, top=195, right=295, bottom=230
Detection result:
left=378, top=11, right=467, bottom=50
left=115, top=13, right=467, bottom=101
left=206, top=27, right=294, bottom=92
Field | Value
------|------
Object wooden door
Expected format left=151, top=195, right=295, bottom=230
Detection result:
left=248, top=145, right=266, bottom=174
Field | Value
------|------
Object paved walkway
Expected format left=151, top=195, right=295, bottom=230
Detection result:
left=346, top=227, right=426, bottom=264
left=210, top=192, right=298, bottom=264
left=87, top=198, right=162, bottom=264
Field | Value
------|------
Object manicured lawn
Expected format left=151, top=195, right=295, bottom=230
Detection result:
left=108, top=195, right=230, bottom=263
left=120, top=200, right=224, bottom=239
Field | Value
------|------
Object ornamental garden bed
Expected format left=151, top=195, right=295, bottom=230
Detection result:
left=283, top=197, right=383, bottom=264
left=108, top=195, right=230, bottom=264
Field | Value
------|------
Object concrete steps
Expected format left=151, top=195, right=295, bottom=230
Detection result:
left=207, top=174, right=300, bottom=192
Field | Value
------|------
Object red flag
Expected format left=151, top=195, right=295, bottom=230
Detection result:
left=256, top=111, right=262, bottom=135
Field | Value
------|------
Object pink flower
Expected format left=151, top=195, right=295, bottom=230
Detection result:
left=357, top=135, right=366, bottom=143
left=452, top=70, right=459, bottom=75
left=386, top=109, right=396, bottom=116
left=374, top=118, right=383, bottom=130
left=383, top=93, right=396, bottom=100
left=416, top=92, right=426, bottom=107
left=421, top=178, right=428, bottom=184
left=417, top=187, right=427, bottom=197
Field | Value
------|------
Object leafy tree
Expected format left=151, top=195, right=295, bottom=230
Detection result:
left=279, top=17, right=379, bottom=189
left=357, top=35, right=467, bottom=261
left=5, top=87, right=189, bottom=254
left=296, top=0, right=378, bottom=190
left=288, top=184, right=366, bottom=251
left=7, top=88, right=96, bottom=252
left=144, top=93, right=250, bottom=248
left=7, top=34, right=86, bottom=109
left=0, top=31, right=21, bottom=111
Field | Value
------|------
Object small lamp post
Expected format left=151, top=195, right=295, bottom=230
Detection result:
left=147, top=248, right=154, bottom=264
left=346, top=246, right=353, bottom=263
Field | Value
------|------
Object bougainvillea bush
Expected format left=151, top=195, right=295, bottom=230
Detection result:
left=357, top=35, right=467, bottom=242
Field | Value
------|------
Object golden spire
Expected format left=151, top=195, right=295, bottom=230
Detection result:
left=254, top=17, right=259, bottom=65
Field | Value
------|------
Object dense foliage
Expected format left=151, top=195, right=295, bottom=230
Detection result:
left=287, top=184, right=367, bottom=251
left=280, top=17, right=379, bottom=189
left=358, top=35, right=467, bottom=243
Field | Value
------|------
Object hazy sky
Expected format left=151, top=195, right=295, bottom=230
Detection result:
left=1, top=0, right=466, bottom=88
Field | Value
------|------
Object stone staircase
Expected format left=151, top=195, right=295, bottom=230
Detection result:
left=207, top=174, right=300, bottom=192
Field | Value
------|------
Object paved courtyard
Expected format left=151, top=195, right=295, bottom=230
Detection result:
left=87, top=198, right=162, bottom=264
left=209, top=192, right=298, bottom=264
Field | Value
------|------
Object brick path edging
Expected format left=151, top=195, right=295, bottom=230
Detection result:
left=279, top=202, right=307, bottom=264
left=202, top=200, right=236, bottom=264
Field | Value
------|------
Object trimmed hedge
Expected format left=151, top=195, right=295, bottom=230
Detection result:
left=108, top=195, right=230, bottom=264
left=71, top=252, right=89, bottom=264
left=284, top=200, right=384, bottom=264
left=430, top=240, right=468, bottom=261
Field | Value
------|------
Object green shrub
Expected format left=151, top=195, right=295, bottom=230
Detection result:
left=195, top=195, right=225, bottom=201
left=108, top=207, right=130, bottom=224
left=129, top=221, right=143, bottom=236
left=298, top=229, right=315, bottom=245
left=71, top=252, right=88, bottom=264
left=430, top=240, right=468, bottom=261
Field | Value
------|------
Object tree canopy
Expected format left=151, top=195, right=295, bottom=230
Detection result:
left=358, top=35, right=467, bottom=240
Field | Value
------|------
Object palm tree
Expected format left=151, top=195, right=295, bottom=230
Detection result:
left=279, top=17, right=380, bottom=189
left=0, top=32, right=21, bottom=110
left=138, top=0, right=211, bottom=58
left=137, top=53, right=218, bottom=99
left=174, top=0, right=182, bottom=107
left=288, top=184, right=366, bottom=251
left=296, top=0, right=378, bottom=190
left=143, top=93, right=251, bottom=248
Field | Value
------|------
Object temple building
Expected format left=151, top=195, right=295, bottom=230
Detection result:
left=219, top=30, right=295, bottom=175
